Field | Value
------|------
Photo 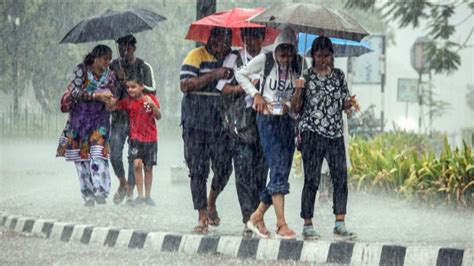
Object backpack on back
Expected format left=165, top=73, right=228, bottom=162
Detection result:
left=220, top=50, right=259, bottom=144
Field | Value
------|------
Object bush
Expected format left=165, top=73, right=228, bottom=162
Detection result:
left=349, top=132, right=474, bottom=208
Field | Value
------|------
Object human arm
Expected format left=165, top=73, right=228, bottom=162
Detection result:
left=180, top=67, right=231, bottom=93
left=235, top=54, right=269, bottom=113
left=291, top=86, right=304, bottom=114
left=143, top=62, right=157, bottom=94
left=144, top=95, right=161, bottom=120
left=179, top=48, right=232, bottom=93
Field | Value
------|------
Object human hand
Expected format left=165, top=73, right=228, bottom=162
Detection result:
left=294, top=78, right=305, bottom=89
left=344, top=95, right=360, bottom=111
left=252, top=93, right=269, bottom=114
left=214, top=67, right=233, bottom=80
left=143, top=95, right=155, bottom=112
left=117, top=69, right=125, bottom=80
left=94, top=91, right=113, bottom=102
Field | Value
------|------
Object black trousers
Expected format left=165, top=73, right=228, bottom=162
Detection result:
left=300, top=131, right=348, bottom=218
left=183, top=128, right=233, bottom=210
left=231, top=138, right=268, bottom=224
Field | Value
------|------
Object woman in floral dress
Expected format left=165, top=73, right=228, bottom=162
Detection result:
left=63, top=44, right=115, bottom=207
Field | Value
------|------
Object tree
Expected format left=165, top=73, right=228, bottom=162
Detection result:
left=346, top=0, right=474, bottom=74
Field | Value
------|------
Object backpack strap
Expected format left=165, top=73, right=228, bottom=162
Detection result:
left=232, top=50, right=244, bottom=69
left=260, top=52, right=274, bottom=96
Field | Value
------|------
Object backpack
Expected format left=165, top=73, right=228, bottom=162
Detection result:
left=220, top=50, right=259, bottom=144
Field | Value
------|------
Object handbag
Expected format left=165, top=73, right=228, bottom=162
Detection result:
left=220, top=92, right=258, bottom=144
left=60, top=81, right=74, bottom=113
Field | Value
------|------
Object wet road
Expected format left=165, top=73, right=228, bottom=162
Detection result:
left=0, top=136, right=473, bottom=249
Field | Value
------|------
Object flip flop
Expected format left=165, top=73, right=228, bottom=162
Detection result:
left=193, top=222, right=208, bottom=234
left=275, top=224, right=296, bottom=240
left=208, top=210, right=220, bottom=227
left=246, top=220, right=270, bottom=239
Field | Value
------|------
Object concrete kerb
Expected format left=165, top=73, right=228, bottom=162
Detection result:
left=1, top=212, right=472, bottom=265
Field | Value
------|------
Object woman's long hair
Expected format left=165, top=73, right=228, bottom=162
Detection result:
left=83, top=45, right=112, bottom=66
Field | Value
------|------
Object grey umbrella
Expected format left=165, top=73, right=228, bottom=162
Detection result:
left=59, top=8, right=166, bottom=44
left=249, top=3, right=369, bottom=42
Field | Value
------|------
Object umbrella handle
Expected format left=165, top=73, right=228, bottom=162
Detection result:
left=115, top=42, right=122, bottom=69
left=301, top=33, right=307, bottom=78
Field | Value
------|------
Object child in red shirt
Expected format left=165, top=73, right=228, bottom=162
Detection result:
left=109, top=77, right=161, bottom=206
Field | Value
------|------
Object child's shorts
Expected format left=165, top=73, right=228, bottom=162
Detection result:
left=129, top=140, right=158, bottom=167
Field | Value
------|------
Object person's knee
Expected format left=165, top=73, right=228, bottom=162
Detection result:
left=144, top=166, right=153, bottom=174
left=133, top=160, right=143, bottom=172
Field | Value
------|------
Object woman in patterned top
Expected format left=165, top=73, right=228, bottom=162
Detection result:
left=291, top=36, right=357, bottom=240
left=61, top=45, right=115, bottom=207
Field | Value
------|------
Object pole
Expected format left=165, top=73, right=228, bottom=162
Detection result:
left=196, top=0, right=216, bottom=48
left=12, top=17, right=19, bottom=120
left=405, top=102, right=408, bottom=120
left=417, top=72, right=423, bottom=133
left=428, top=70, right=433, bottom=137
left=380, top=35, right=386, bottom=132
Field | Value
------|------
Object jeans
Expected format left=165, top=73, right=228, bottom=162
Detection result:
left=231, top=138, right=268, bottom=224
left=300, top=131, right=348, bottom=217
left=109, top=120, right=135, bottom=187
left=183, top=128, right=233, bottom=210
left=256, top=114, right=295, bottom=205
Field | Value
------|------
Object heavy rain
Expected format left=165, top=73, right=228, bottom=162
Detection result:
left=0, top=0, right=473, bottom=265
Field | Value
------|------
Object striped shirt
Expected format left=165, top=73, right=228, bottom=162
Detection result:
left=180, top=47, right=224, bottom=132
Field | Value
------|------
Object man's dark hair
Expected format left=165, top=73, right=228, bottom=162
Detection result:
left=116, top=35, right=137, bottom=47
left=240, top=28, right=265, bottom=38
left=209, top=27, right=232, bottom=40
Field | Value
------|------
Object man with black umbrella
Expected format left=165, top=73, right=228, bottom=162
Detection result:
left=109, top=35, right=156, bottom=205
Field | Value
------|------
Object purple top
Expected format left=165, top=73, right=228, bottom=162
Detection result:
left=69, top=64, right=115, bottom=139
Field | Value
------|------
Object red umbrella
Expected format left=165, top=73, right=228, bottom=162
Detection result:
left=185, top=7, right=279, bottom=47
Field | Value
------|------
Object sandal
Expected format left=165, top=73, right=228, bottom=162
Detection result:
left=246, top=219, right=270, bottom=239
left=275, top=224, right=296, bottom=240
left=208, top=209, right=220, bottom=227
left=193, top=221, right=208, bottom=234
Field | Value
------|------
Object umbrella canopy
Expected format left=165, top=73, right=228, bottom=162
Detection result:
left=298, top=33, right=373, bottom=58
left=249, top=3, right=369, bottom=42
left=60, top=8, right=167, bottom=44
left=185, top=7, right=279, bottom=47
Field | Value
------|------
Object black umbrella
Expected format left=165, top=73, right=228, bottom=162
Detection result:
left=59, top=8, right=167, bottom=44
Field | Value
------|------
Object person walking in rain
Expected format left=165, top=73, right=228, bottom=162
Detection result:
left=235, top=27, right=303, bottom=239
left=219, top=27, right=268, bottom=235
left=291, top=36, right=357, bottom=240
left=107, top=72, right=161, bottom=206
left=61, top=45, right=115, bottom=207
left=109, top=35, right=156, bottom=206
left=179, top=27, right=234, bottom=233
